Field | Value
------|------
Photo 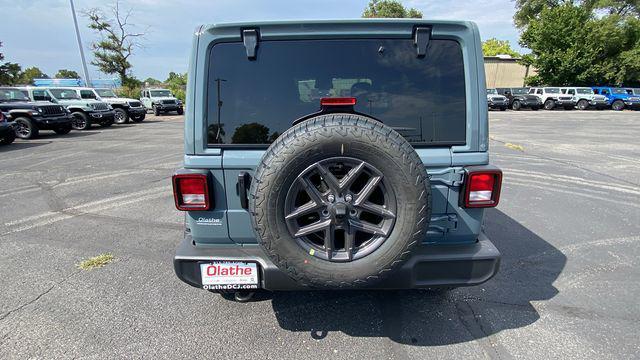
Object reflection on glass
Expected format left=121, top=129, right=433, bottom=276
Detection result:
left=207, top=39, right=466, bottom=146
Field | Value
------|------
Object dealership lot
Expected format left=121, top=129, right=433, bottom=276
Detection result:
left=1, top=111, right=639, bottom=359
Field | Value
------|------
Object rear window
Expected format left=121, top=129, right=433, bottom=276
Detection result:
left=206, top=39, right=466, bottom=146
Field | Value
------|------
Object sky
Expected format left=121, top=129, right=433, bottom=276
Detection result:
left=0, top=0, right=522, bottom=81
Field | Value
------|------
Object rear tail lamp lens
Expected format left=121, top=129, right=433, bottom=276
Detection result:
left=172, top=174, right=210, bottom=211
left=462, top=169, right=502, bottom=208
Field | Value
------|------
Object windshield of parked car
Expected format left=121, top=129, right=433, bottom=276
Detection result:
left=632, top=89, right=640, bottom=95
left=96, top=89, right=117, bottom=98
left=207, top=38, right=466, bottom=146
left=0, top=88, right=30, bottom=102
left=150, top=90, right=172, bottom=97
left=49, top=89, right=81, bottom=100
left=577, top=88, right=594, bottom=94
left=612, top=88, right=627, bottom=94
left=511, top=88, right=528, bottom=95
left=487, top=89, right=497, bottom=95
left=545, top=88, right=560, bottom=94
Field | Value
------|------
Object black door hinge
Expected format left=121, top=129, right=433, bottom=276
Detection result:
left=414, top=27, right=432, bottom=58
left=242, top=29, right=259, bottom=60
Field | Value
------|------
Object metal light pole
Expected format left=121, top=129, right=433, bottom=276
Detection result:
left=69, top=0, right=91, bottom=86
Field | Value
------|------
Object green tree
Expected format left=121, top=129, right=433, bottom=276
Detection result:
left=482, top=38, right=521, bottom=57
left=165, top=72, right=187, bottom=101
left=55, top=69, right=80, bottom=79
left=0, top=41, right=22, bottom=85
left=590, top=0, right=640, bottom=16
left=514, top=0, right=639, bottom=28
left=143, top=77, right=161, bottom=85
left=362, top=0, right=423, bottom=18
left=520, top=4, right=640, bottom=86
left=19, top=66, right=48, bottom=85
left=231, top=123, right=270, bottom=144
left=84, top=1, right=146, bottom=86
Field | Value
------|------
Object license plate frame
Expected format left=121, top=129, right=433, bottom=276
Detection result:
left=199, top=261, right=260, bottom=290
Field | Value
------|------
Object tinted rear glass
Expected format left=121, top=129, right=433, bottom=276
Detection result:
left=207, top=39, right=466, bottom=146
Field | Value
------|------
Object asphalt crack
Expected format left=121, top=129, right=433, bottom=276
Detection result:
left=0, top=270, right=80, bottom=322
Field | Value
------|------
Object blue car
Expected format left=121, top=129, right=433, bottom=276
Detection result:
left=592, top=86, right=640, bottom=111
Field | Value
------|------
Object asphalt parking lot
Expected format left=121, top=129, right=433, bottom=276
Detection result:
left=1, top=110, right=639, bottom=359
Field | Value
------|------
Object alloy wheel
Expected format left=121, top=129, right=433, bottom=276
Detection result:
left=284, top=157, right=397, bottom=262
left=15, top=121, right=31, bottom=138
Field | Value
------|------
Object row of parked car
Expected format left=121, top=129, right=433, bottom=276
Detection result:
left=486, top=86, right=640, bottom=111
left=0, top=86, right=184, bottom=145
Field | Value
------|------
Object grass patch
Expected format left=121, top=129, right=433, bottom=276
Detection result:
left=77, top=253, right=114, bottom=270
left=505, top=143, right=525, bottom=152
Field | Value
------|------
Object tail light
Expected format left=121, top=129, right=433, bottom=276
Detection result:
left=461, top=167, right=502, bottom=208
left=320, top=97, right=356, bottom=106
left=172, top=173, right=210, bottom=211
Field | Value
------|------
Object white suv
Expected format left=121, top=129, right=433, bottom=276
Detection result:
left=528, top=87, right=576, bottom=110
left=74, top=87, right=146, bottom=124
left=560, top=87, right=608, bottom=110
left=486, top=88, right=508, bottom=111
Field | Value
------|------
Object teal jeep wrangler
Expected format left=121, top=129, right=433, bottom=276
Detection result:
left=172, top=20, right=502, bottom=301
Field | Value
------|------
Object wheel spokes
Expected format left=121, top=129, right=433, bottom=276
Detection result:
left=294, top=219, right=332, bottom=237
left=354, top=175, right=382, bottom=205
left=324, top=224, right=335, bottom=259
left=315, top=163, right=341, bottom=192
left=348, top=218, right=388, bottom=236
left=356, top=201, right=395, bottom=219
left=339, top=161, right=365, bottom=190
left=298, top=176, right=324, bottom=205
left=284, top=157, right=396, bottom=262
left=285, top=201, right=322, bottom=220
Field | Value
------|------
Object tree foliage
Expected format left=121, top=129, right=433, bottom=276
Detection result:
left=55, top=69, right=80, bottom=79
left=0, top=41, right=22, bottom=85
left=19, top=67, right=48, bottom=85
left=165, top=72, right=187, bottom=101
left=84, top=0, right=145, bottom=85
left=520, top=3, right=640, bottom=86
left=143, top=77, right=161, bottom=85
left=514, top=0, right=640, bottom=28
left=362, top=0, right=423, bottom=18
left=482, top=38, right=521, bottom=57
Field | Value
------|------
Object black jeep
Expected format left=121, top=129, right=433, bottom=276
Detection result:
left=496, top=87, right=542, bottom=110
left=0, top=87, right=73, bottom=139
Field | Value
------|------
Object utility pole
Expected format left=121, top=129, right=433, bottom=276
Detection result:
left=69, top=0, right=91, bottom=86
left=215, top=78, right=227, bottom=143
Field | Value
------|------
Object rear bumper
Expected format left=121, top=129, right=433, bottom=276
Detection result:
left=174, top=233, right=501, bottom=291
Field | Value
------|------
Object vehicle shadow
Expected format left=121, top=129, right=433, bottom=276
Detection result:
left=0, top=141, right=49, bottom=152
left=270, top=209, right=566, bottom=346
left=36, top=131, right=97, bottom=139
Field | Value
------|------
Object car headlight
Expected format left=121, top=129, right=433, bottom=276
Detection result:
left=29, top=110, right=40, bottom=116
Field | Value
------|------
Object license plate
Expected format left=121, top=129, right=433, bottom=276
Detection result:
left=200, top=261, right=259, bottom=289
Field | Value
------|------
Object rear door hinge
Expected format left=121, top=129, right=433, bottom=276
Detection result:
left=414, top=26, right=432, bottom=58
left=242, top=29, right=259, bottom=60
left=451, top=168, right=465, bottom=187
left=427, top=168, right=465, bottom=187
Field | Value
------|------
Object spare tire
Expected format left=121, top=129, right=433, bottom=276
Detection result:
left=249, top=114, right=431, bottom=287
